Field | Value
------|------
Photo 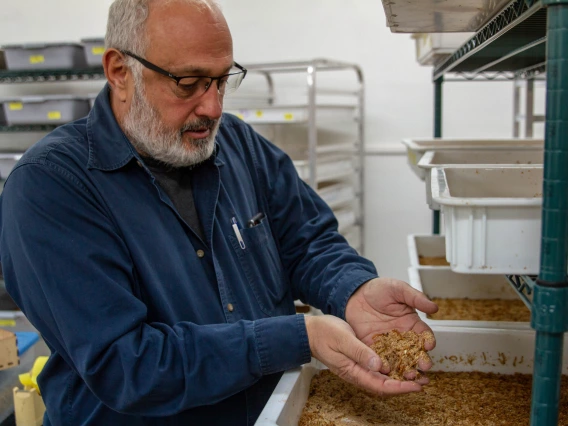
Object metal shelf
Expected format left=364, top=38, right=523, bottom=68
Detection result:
left=382, top=1, right=568, bottom=424
left=381, top=0, right=512, bottom=33
left=0, top=68, right=105, bottom=84
left=231, top=59, right=365, bottom=254
left=433, top=0, right=546, bottom=80
left=0, top=125, right=58, bottom=133
left=225, top=105, right=356, bottom=124
left=505, top=275, right=536, bottom=310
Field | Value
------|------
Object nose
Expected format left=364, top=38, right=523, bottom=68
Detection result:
left=193, top=80, right=223, bottom=120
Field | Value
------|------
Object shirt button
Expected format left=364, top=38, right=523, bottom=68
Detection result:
left=196, top=249, right=205, bottom=258
left=227, top=303, right=234, bottom=312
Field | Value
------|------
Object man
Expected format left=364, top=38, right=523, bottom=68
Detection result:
left=0, top=0, right=438, bottom=424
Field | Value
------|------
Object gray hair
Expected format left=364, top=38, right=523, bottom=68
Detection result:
left=105, top=0, right=219, bottom=73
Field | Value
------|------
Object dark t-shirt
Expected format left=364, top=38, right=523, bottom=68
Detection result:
left=141, top=156, right=205, bottom=242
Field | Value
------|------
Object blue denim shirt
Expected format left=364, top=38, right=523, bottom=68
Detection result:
left=0, top=86, right=378, bottom=425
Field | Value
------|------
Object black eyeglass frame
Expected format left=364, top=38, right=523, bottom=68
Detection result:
left=122, top=50, right=247, bottom=92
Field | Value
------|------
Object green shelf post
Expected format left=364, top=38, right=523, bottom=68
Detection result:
left=531, top=2, right=568, bottom=425
left=432, top=76, right=443, bottom=235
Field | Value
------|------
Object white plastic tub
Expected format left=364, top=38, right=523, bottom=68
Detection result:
left=402, top=138, right=543, bottom=180
left=432, top=167, right=542, bottom=274
left=407, top=266, right=530, bottom=329
left=407, top=234, right=447, bottom=267
left=418, top=149, right=544, bottom=209
left=412, top=33, right=473, bottom=66
left=255, top=327, right=568, bottom=425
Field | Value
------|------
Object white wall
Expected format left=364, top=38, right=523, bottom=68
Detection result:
left=0, top=0, right=526, bottom=281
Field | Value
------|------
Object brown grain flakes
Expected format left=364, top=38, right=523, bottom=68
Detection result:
left=370, top=330, right=432, bottom=381
left=428, top=298, right=530, bottom=322
left=418, top=255, right=450, bottom=266
left=299, top=370, right=568, bottom=425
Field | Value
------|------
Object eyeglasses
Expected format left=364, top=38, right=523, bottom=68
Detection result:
left=122, top=50, right=247, bottom=100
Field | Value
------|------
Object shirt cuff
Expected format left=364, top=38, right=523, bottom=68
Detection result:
left=328, top=269, right=379, bottom=320
left=253, top=314, right=311, bottom=376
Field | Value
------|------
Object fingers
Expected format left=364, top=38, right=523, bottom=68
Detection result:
left=333, top=363, right=423, bottom=397
left=403, top=369, right=430, bottom=385
left=306, top=315, right=426, bottom=397
left=338, top=331, right=383, bottom=373
left=395, top=280, right=439, bottom=315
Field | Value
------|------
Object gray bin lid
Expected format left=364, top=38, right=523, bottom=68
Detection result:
left=1, top=43, right=83, bottom=50
left=0, top=95, right=91, bottom=103
left=80, top=38, right=105, bottom=44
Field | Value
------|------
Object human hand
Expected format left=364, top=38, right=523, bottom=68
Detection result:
left=304, top=315, right=425, bottom=396
left=344, top=278, right=438, bottom=375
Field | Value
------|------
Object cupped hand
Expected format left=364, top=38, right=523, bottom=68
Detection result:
left=305, top=315, right=426, bottom=396
left=345, top=277, right=439, bottom=372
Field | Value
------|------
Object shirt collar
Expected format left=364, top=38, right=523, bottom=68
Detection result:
left=86, top=84, right=224, bottom=171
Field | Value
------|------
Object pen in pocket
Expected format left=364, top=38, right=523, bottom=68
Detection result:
left=231, top=217, right=246, bottom=250
left=247, top=212, right=266, bottom=228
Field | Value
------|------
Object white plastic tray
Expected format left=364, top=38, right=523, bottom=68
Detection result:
left=342, top=225, right=361, bottom=252
left=318, top=182, right=356, bottom=210
left=432, top=167, right=542, bottom=274
left=407, top=234, right=447, bottom=268
left=402, top=138, right=543, bottom=180
left=293, top=158, right=353, bottom=183
left=408, top=266, right=530, bottom=329
left=255, top=327, right=568, bottom=425
left=335, top=208, right=357, bottom=234
left=418, top=149, right=544, bottom=210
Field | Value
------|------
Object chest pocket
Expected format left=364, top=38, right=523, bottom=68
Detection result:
left=228, top=219, right=289, bottom=316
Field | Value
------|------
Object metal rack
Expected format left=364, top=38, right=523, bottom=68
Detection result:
left=0, top=125, right=57, bottom=133
left=0, top=60, right=365, bottom=253
left=225, top=59, right=366, bottom=254
left=0, top=68, right=105, bottom=84
left=0, top=68, right=106, bottom=143
left=381, top=0, right=568, bottom=424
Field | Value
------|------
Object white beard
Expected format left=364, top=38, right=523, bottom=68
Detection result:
left=123, top=81, right=219, bottom=168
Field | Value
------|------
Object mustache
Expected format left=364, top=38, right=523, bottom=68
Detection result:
left=180, top=118, right=218, bottom=134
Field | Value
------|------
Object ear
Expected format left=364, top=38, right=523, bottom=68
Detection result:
left=103, top=49, right=131, bottom=103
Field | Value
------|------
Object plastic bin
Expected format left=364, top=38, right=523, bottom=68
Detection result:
left=2, top=43, right=87, bottom=70
left=412, top=33, right=473, bottom=66
left=1, top=95, right=90, bottom=125
left=408, top=266, right=530, bottom=329
left=81, top=38, right=105, bottom=68
left=431, top=167, right=542, bottom=274
left=255, top=327, right=568, bottom=425
left=419, top=149, right=544, bottom=210
left=401, top=138, right=543, bottom=180
left=407, top=234, right=447, bottom=267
